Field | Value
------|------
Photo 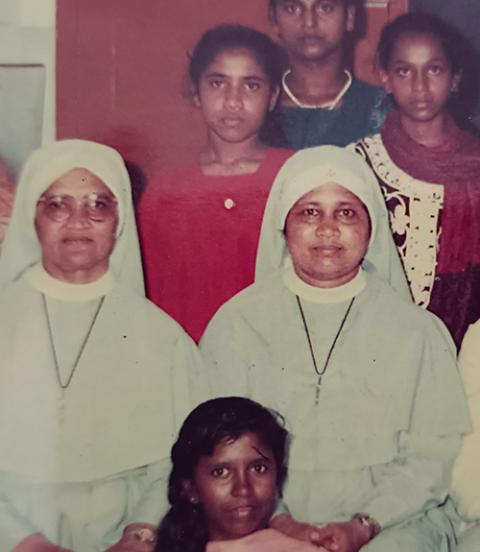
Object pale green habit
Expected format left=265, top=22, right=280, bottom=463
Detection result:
left=0, top=140, right=204, bottom=551
left=201, top=146, right=470, bottom=551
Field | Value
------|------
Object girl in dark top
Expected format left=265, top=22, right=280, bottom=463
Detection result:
left=356, top=12, right=480, bottom=348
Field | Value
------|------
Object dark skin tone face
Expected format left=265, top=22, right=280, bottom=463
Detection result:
left=380, top=32, right=461, bottom=147
left=193, top=48, right=279, bottom=174
left=270, top=0, right=355, bottom=108
left=184, top=433, right=278, bottom=541
left=285, top=182, right=371, bottom=288
left=270, top=0, right=354, bottom=64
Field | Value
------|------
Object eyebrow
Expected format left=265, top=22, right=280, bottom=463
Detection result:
left=40, top=191, right=115, bottom=199
left=295, top=200, right=358, bottom=207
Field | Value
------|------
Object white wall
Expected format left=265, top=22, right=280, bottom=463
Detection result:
left=0, top=0, right=55, bottom=28
left=0, top=0, right=56, bottom=175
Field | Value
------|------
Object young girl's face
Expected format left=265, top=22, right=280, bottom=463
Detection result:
left=271, top=0, right=355, bottom=62
left=188, top=431, right=278, bottom=541
left=380, top=32, right=460, bottom=125
left=194, top=48, right=279, bottom=145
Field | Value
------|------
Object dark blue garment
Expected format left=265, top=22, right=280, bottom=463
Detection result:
left=281, top=79, right=387, bottom=149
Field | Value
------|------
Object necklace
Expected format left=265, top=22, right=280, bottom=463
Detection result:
left=296, top=295, right=355, bottom=405
left=282, top=69, right=353, bottom=110
left=42, top=294, right=105, bottom=390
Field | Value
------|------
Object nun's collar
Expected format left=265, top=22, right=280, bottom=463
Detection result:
left=283, top=265, right=366, bottom=304
left=25, top=263, right=116, bottom=302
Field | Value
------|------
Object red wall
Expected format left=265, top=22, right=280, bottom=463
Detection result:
left=56, top=1, right=407, bottom=180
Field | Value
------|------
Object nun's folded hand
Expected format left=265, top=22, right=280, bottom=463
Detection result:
left=206, top=528, right=328, bottom=552
left=12, top=533, right=73, bottom=552
left=309, top=521, right=370, bottom=552
left=104, top=523, right=155, bottom=552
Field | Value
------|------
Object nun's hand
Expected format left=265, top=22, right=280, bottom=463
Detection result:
left=12, top=533, right=73, bottom=552
left=308, top=521, right=370, bottom=552
left=206, top=528, right=328, bottom=552
left=104, top=523, right=155, bottom=552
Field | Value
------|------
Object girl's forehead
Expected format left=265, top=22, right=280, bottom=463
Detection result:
left=209, top=432, right=273, bottom=461
left=391, top=32, right=446, bottom=59
left=206, top=48, right=266, bottom=75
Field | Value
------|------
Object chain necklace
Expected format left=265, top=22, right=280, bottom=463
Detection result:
left=282, top=69, right=353, bottom=110
left=296, top=295, right=355, bottom=405
left=42, top=294, right=105, bottom=390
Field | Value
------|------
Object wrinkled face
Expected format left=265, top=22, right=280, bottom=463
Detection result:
left=188, top=432, right=278, bottom=541
left=380, top=32, right=459, bottom=125
left=285, top=182, right=370, bottom=287
left=35, top=168, right=118, bottom=283
left=194, top=48, right=279, bottom=145
left=271, top=0, right=354, bottom=62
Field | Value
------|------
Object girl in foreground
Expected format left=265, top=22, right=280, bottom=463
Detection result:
left=355, top=12, right=480, bottom=348
left=138, top=25, right=292, bottom=343
left=155, top=397, right=321, bottom=552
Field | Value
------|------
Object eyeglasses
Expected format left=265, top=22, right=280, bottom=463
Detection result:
left=36, top=192, right=118, bottom=222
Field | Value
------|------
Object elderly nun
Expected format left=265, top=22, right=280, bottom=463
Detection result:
left=0, top=140, right=203, bottom=552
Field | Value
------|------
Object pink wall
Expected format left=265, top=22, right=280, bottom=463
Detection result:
left=56, top=1, right=407, bottom=180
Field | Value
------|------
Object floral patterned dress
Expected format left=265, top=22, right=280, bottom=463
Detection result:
left=355, top=134, right=443, bottom=308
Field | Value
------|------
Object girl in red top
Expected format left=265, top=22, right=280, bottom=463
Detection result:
left=138, top=25, right=292, bottom=342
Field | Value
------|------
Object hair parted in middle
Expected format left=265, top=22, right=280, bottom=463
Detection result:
left=188, top=24, right=286, bottom=93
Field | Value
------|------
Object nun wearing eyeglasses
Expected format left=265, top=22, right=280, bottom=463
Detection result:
left=0, top=140, right=203, bottom=552
left=201, top=147, right=470, bottom=552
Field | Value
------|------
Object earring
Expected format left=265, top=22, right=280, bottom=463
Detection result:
left=189, top=496, right=199, bottom=505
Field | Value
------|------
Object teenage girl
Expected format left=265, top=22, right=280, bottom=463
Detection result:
left=154, top=397, right=320, bottom=552
left=268, top=0, right=386, bottom=149
left=138, top=25, right=292, bottom=343
left=355, top=12, right=480, bottom=348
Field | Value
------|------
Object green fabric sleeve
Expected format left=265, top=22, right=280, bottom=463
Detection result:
left=358, top=318, right=470, bottom=529
left=124, top=459, right=170, bottom=527
left=125, top=335, right=206, bottom=528
left=361, top=433, right=462, bottom=529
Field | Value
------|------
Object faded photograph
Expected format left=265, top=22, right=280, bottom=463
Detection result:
left=0, top=1, right=479, bottom=551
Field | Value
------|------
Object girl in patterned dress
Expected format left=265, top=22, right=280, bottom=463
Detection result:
left=355, top=12, right=480, bottom=348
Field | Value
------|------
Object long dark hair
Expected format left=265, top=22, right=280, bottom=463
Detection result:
left=188, top=24, right=288, bottom=147
left=154, top=397, right=289, bottom=552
